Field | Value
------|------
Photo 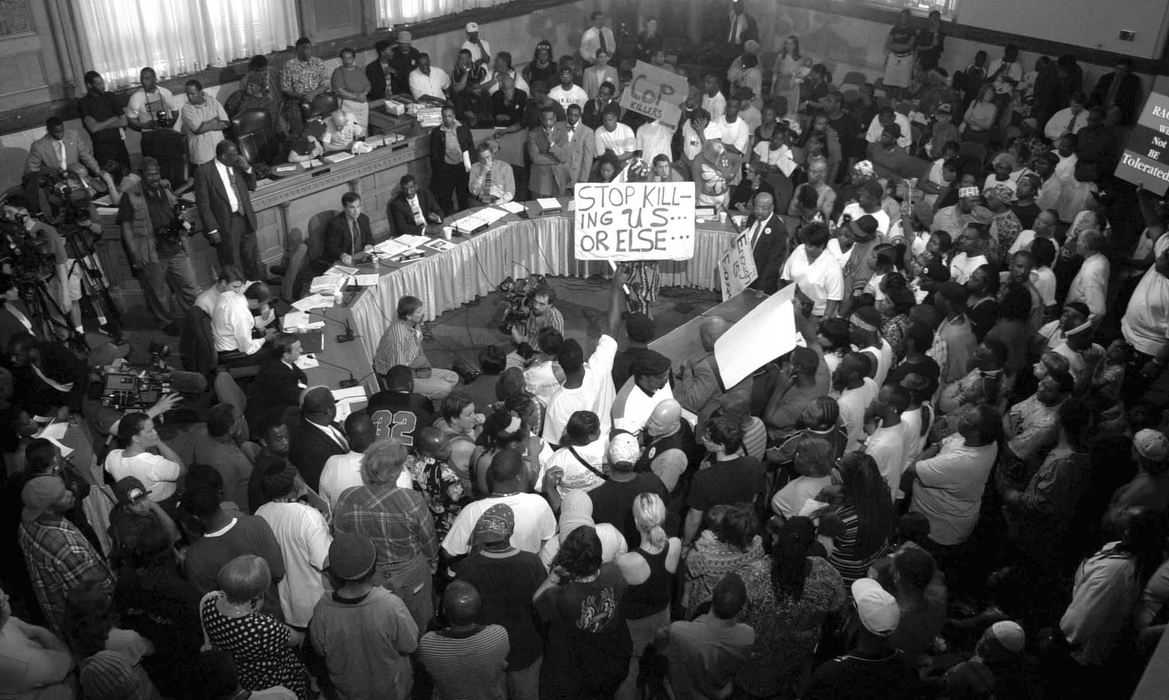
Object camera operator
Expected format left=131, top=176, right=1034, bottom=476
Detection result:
left=508, top=284, right=564, bottom=355
left=1, top=198, right=78, bottom=335
left=117, top=157, right=200, bottom=336
left=126, top=66, right=185, bottom=186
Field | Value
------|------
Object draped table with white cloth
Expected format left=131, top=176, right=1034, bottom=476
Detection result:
left=344, top=198, right=739, bottom=363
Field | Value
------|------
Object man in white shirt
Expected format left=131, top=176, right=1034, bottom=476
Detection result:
left=322, top=109, right=365, bottom=153
left=833, top=353, right=879, bottom=453
left=255, top=468, right=332, bottom=627
left=442, top=450, right=556, bottom=557
left=1044, top=92, right=1089, bottom=141
left=180, top=80, right=228, bottom=167
left=711, top=97, right=749, bottom=156
left=549, top=66, right=588, bottom=113
left=594, top=105, right=637, bottom=164
left=986, top=44, right=1023, bottom=125
left=780, top=222, right=843, bottom=318
left=105, top=412, right=185, bottom=504
left=1065, top=228, right=1110, bottom=319
left=484, top=52, right=530, bottom=96
left=1122, top=234, right=1169, bottom=371
left=682, top=109, right=717, bottom=163
left=864, top=107, right=913, bottom=150
left=949, top=224, right=991, bottom=284
left=409, top=53, right=451, bottom=103
left=863, top=385, right=911, bottom=500
left=700, top=74, right=726, bottom=123
left=468, top=141, right=515, bottom=206
left=636, top=119, right=675, bottom=170
left=579, top=11, right=615, bottom=65
left=126, top=66, right=178, bottom=132
left=461, top=22, right=491, bottom=66
left=212, top=281, right=276, bottom=358
left=319, top=413, right=386, bottom=513
left=611, top=350, right=676, bottom=436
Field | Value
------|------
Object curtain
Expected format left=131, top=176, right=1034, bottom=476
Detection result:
left=376, top=0, right=506, bottom=27
left=76, top=0, right=299, bottom=89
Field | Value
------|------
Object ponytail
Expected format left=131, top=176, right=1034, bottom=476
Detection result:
left=632, top=493, right=668, bottom=549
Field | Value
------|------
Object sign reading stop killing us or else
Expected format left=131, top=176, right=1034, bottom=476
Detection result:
left=619, top=61, right=688, bottom=129
left=573, top=182, right=696, bottom=262
left=1116, top=91, right=1169, bottom=195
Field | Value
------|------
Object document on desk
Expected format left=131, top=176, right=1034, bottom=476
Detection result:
left=332, top=385, right=370, bottom=422
left=327, top=265, right=359, bottom=277
left=475, top=208, right=509, bottom=226
left=424, top=238, right=457, bottom=253
left=498, top=201, right=527, bottom=214
left=291, top=294, right=334, bottom=311
left=394, top=234, right=432, bottom=248
left=310, top=275, right=346, bottom=295
left=536, top=198, right=562, bottom=212
left=353, top=273, right=380, bottom=286
left=294, top=354, right=320, bottom=369
left=373, top=238, right=412, bottom=258
left=282, top=311, right=325, bottom=332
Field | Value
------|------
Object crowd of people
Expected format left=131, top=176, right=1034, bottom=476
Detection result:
left=2, top=1, right=1168, bottom=699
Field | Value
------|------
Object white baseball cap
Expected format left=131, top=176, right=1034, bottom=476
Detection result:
left=851, top=578, right=900, bottom=636
left=466, top=22, right=479, bottom=33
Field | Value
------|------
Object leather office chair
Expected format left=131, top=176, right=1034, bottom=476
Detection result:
left=231, top=109, right=278, bottom=165
left=308, top=94, right=339, bottom=119
left=180, top=306, right=260, bottom=381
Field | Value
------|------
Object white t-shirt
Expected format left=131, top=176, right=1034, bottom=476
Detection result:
left=781, top=245, right=844, bottom=316
left=711, top=116, right=749, bottom=154
left=595, top=122, right=637, bottom=157
left=524, top=360, right=564, bottom=408
left=752, top=141, right=798, bottom=177
left=442, top=493, right=557, bottom=556
left=864, top=423, right=909, bottom=500
left=104, top=449, right=182, bottom=501
left=910, top=434, right=999, bottom=546
left=545, top=440, right=608, bottom=497
left=701, top=92, right=726, bottom=122
left=1033, top=267, right=1057, bottom=307
left=836, top=377, right=878, bottom=453
left=859, top=341, right=893, bottom=388
left=949, top=252, right=988, bottom=284
left=1122, top=235, right=1169, bottom=355
left=636, top=121, right=675, bottom=169
left=549, top=84, right=588, bottom=112
left=611, top=378, right=676, bottom=436
left=542, top=335, right=618, bottom=444
left=320, top=451, right=403, bottom=513
left=255, top=501, right=332, bottom=628
left=126, top=86, right=178, bottom=125
left=772, top=475, right=832, bottom=518
left=837, top=202, right=891, bottom=238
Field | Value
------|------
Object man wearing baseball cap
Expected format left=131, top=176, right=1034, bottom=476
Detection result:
left=388, top=30, right=421, bottom=95
left=588, top=432, right=668, bottom=545
left=18, top=475, right=114, bottom=636
left=309, top=533, right=418, bottom=700
left=462, top=22, right=491, bottom=67
left=806, top=578, right=918, bottom=697
left=1108, top=429, right=1169, bottom=519
left=107, top=475, right=180, bottom=567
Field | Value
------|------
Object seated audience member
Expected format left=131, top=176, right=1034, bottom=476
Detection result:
left=104, top=411, right=185, bottom=509
left=290, top=386, right=349, bottom=492
left=320, top=412, right=384, bottom=512
left=324, top=191, right=373, bottom=267
left=409, top=52, right=451, bottom=103
left=245, top=334, right=307, bottom=434
left=372, top=295, right=460, bottom=400
left=648, top=153, right=683, bottom=182
left=310, top=533, right=418, bottom=700
left=468, top=141, right=515, bottom=205
left=490, top=75, right=528, bottom=127
left=388, top=174, right=443, bottom=237
left=211, top=281, right=276, bottom=360
left=25, top=116, right=103, bottom=177
left=419, top=581, right=510, bottom=700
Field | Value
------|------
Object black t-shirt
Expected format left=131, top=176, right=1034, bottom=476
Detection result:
left=454, top=549, right=547, bottom=670
left=114, top=565, right=204, bottom=696
left=887, top=355, right=942, bottom=397
left=686, top=456, right=765, bottom=513
left=1011, top=202, right=1040, bottom=230
left=590, top=473, right=669, bottom=544
left=389, top=47, right=421, bottom=94
left=806, top=648, right=919, bottom=700
left=77, top=91, right=124, bottom=146
left=365, top=390, right=435, bottom=451
left=828, top=113, right=863, bottom=158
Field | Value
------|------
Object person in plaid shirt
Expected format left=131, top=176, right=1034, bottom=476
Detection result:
left=18, top=475, right=113, bottom=636
left=333, top=437, right=439, bottom=633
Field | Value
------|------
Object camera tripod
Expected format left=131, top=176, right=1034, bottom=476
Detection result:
left=19, top=273, right=88, bottom=354
left=60, top=222, right=124, bottom=344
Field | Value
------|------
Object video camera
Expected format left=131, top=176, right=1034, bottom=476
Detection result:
left=101, top=366, right=173, bottom=411
left=157, top=199, right=195, bottom=248
left=497, top=274, right=547, bottom=335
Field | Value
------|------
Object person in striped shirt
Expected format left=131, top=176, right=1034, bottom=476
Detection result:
left=419, top=580, right=509, bottom=699
left=372, top=295, right=460, bottom=400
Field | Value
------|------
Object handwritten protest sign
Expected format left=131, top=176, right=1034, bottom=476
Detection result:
left=574, top=182, right=696, bottom=261
left=717, top=232, right=758, bottom=301
left=714, top=284, right=798, bottom=388
left=1116, top=91, right=1169, bottom=195
left=619, top=61, right=688, bottom=129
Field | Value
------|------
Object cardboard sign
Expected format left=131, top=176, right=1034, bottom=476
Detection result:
left=573, top=182, right=696, bottom=261
left=618, top=61, right=688, bottom=129
left=1116, top=91, right=1169, bottom=195
left=714, top=287, right=799, bottom=389
left=717, top=232, right=758, bottom=301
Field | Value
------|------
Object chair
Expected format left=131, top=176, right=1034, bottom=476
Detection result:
left=180, top=306, right=218, bottom=378
left=231, top=109, right=278, bottom=165
left=280, top=242, right=307, bottom=302
left=214, top=371, right=250, bottom=441
left=308, top=94, right=339, bottom=119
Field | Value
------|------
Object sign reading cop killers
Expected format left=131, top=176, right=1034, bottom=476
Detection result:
left=619, top=61, right=688, bottom=129
left=574, top=182, right=696, bottom=261
left=1116, top=91, right=1169, bottom=195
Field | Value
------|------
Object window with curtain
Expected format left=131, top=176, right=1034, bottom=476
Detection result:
left=75, top=0, right=300, bottom=89
left=376, top=0, right=509, bottom=27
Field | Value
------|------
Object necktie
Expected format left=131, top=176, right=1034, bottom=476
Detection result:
left=328, top=425, right=349, bottom=451
left=226, top=166, right=240, bottom=213
left=56, top=140, right=66, bottom=170
left=599, top=29, right=609, bottom=57
left=410, top=197, right=426, bottom=226
left=482, top=166, right=493, bottom=200
left=748, top=220, right=762, bottom=250
left=349, top=218, right=358, bottom=254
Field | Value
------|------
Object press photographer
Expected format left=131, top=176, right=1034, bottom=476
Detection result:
left=0, top=196, right=73, bottom=337
left=117, top=157, right=201, bottom=337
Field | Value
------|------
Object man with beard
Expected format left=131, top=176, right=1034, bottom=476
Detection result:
left=78, top=71, right=130, bottom=171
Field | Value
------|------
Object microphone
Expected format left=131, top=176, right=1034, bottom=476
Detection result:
left=307, top=311, right=358, bottom=344
left=306, top=354, right=361, bottom=389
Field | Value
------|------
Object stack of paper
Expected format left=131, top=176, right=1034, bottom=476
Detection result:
left=394, top=234, right=432, bottom=248
left=536, top=197, right=562, bottom=213
left=353, top=273, right=380, bottom=286
left=333, top=385, right=370, bottom=422
left=323, top=152, right=354, bottom=164
left=327, top=265, right=358, bottom=276
left=310, top=275, right=346, bottom=296
left=424, top=239, right=458, bottom=253
left=291, top=294, right=334, bottom=311
left=497, top=201, right=527, bottom=214
left=294, top=353, right=320, bottom=369
left=282, top=311, right=325, bottom=332
left=373, top=238, right=413, bottom=258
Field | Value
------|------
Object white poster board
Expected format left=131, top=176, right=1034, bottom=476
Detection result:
left=573, top=182, right=696, bottom=261
left=618, top=61, right=689, bottom=129
left=717, top=232, right=758, bottom=301
left=714, top=284, right=799, bottom=388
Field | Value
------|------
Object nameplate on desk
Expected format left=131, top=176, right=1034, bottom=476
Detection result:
left=323, top=153, right=354, bottom=164
left=297, top=331, right=325, bottom=354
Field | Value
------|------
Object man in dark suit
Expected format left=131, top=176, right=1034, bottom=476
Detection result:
left=323, top=191, right=373, bottom=268
left=364, top=364, right=435, bottom=451
left=723, top=1, right=759, bottom=47
left=388, top=174, right=443, bottom=237
left=245, top=334, right=308, bottom=435
left=195, top=139, right=260, bottom=279
left=289, top=386, right=347, bottom=491
left=429, top=105, right=475, bottom=214
left=24, top=117, right=102, bottom=177
left=740, top=191, right=789, bottom=295
left=1090, top=59, right=1142, bottom=125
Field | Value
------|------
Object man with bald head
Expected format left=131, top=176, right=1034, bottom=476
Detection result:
left=290, top=386, right=348, bottom=491
left=635, top=399, right=700, bottom=493
left=419, top=580, right=510, bottom=699
left=764, top=346, right=830, bottom=441
left=677, top=316, right=752, bottom=435
left=738, top=190, right=789, bottom=294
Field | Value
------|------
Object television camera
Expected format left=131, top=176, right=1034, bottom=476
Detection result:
left=496, top=273, right=547, bottom=335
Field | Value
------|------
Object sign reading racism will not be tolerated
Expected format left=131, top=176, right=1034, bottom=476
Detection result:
left=1116, top=91, right=1169, bottom=196
left=573, top=182, right=696, bottom=262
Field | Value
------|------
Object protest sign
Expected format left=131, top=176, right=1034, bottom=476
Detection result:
left=574, top=182, right=696, bottom=261
left=1115, top=91, right=1169, bottom=195
left=714, top=286, right=799, bottom=389
left=717, top=232, right=758, bottom=301
left=619, top=61, right=688, bottom=129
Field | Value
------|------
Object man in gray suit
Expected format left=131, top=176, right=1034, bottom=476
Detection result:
left=563, top=104, right=596, bottom=189
left=526, top=105, right=570, bottom=197
left=25, top=117, right=102, bottom=177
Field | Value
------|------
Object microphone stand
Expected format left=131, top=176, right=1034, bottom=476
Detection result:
left=308, top=355, right=361, bottom=388
left=307, top=310, right=359, bottom=344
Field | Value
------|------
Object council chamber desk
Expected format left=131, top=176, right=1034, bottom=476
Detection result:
left=309, top=199, right=742, bottom=390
